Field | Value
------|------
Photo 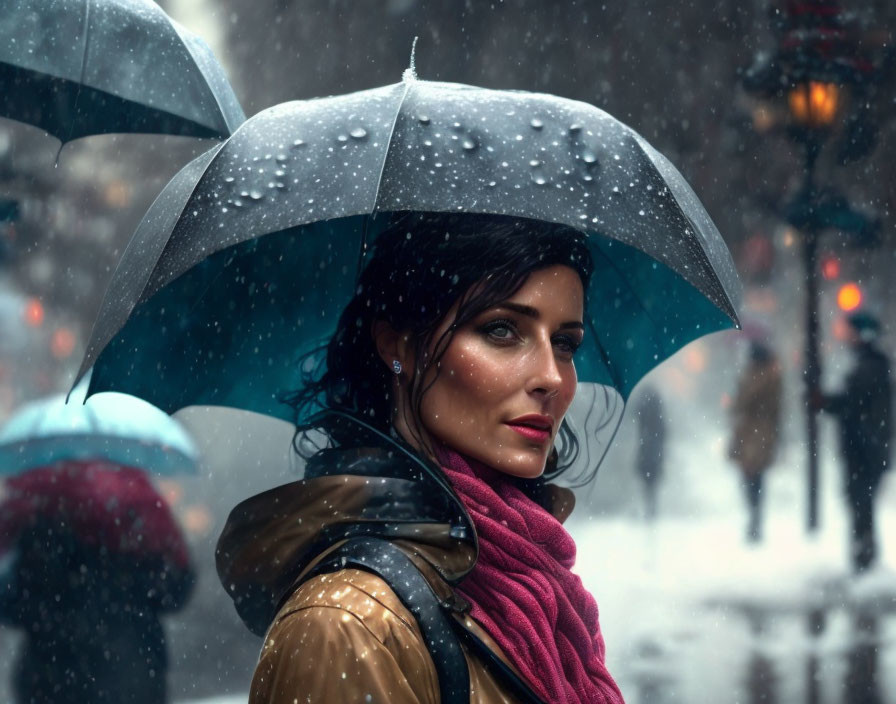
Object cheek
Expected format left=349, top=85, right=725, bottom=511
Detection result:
left=557, top=367, right=578, bottom=415
left=437, top=338, right=514, bottom=404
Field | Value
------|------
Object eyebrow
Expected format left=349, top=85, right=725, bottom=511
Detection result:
left=496, top=302, right=585, bottom=331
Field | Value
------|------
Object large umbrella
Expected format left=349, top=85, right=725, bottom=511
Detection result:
left=74, top=74, right=741, bottom=422
left=0, top=390, right=198, bottom=475
left=0, top=0, right=245, bottom=142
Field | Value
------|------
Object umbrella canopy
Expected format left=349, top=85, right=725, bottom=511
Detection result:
left=75, top=75, right=741, bottom=422
left=0, top=0, right=245, bottom=142
left=0, top=390, right=198, bottom=476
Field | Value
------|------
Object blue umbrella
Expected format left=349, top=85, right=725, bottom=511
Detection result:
left=0, top=390, right=198, bottom=476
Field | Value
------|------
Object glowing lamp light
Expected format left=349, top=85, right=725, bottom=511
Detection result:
left=23, top=298, right=44, bottom=327
left=788, top=81, right=840, bottom=128
left=837, top=282, right=863, bottom=312
left=820, top=255, right=840, bottom=280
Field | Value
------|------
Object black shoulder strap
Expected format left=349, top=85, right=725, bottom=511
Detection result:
left=308, top=536, right=547, bottom=704
left=307, top=537, right=470, bottom=704
left=450, top=620, right=547, bottom=704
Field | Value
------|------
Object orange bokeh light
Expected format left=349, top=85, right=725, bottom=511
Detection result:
left=23, top=298, right=44, bottom=327
left=837, top=283, right=863, bottom=312
left=788, top=81, right=840, bottom=128
left=50, top=327, right=76, bottom=359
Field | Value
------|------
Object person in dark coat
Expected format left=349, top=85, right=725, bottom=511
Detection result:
left=0, top=461, right=195, bottom=704
left=633, top=384, right=666, bottom=520
left=728, top=341, right=783, bottom=543
left=816, top=312, right=892, bottom=573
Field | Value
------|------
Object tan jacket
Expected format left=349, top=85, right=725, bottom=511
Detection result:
left=250, top=566, right=522, bottom=703
left=728, top=360, right=783, bottom=477
left=217, top=443, right=574, bottom=704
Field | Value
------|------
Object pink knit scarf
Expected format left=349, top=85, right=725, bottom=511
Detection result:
left=440, top=449, right=624, bottom=704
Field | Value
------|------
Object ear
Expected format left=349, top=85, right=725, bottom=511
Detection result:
left=372, top=320, right=413, bottom=373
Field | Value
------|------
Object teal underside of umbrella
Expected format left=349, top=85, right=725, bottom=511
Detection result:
left=88, top=213, right=734, bottom=423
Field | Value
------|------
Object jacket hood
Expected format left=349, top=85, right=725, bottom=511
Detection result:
left=216, top=415, right=477, bottom=636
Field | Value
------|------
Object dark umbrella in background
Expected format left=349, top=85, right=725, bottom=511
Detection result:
left=0, top=0, right=245, bottom=142
left=72, top=73, right=741, bottom=426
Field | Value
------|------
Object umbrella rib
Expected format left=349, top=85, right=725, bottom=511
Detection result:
left=358, top=80, right=413, bottom=280
left=629, top=136, right=740, bottom=323
left=70, top=146, right=224, bottom=398
left=66, top=0, right=93, bottom=144
left=370, top=80, right=413, bottom=216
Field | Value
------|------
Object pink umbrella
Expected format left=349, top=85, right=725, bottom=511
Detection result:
left=0, top=460, right=189, bottom=568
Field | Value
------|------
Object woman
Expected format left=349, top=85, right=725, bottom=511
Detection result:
left=727, top=341, right=782, bottom=543
left=217, top=212, right=625, bottom=703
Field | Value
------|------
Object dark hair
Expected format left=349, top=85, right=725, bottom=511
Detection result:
left=286, top=211, right=594, bottom=483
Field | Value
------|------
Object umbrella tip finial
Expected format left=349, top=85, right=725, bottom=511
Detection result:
left=403, top=36, right=419, bottom=83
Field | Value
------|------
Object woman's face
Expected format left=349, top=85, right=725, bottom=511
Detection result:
left=417, top=265, right=584, bottom=478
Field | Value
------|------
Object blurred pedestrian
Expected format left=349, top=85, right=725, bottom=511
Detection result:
left=0, top=461, right=195, bottom=704
left=815, top=312, right=892, bottom=573
left=727, top=341, right=783, bottom=543
left=633, top=384, right=666, bottom=520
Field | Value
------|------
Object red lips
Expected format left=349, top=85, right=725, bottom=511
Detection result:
left=505, top=414, right=554, bottom=444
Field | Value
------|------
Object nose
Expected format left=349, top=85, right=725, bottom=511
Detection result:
left=526, top=336, right=563, bottom=399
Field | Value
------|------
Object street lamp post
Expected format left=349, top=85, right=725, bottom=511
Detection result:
left=743, top=0, right=884, bottom=533
left=790, top=81, right=839, bottom=532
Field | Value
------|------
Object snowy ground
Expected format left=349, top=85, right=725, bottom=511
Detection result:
left=570, top=434, right=896, bottom=704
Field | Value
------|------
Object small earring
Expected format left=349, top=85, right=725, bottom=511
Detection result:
left=391, top=359, right=402, bottom=375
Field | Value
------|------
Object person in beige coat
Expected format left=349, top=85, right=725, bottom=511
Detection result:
left=217, top=213, right=626, bottom=703
left=727, top=341, right=783, bottom=542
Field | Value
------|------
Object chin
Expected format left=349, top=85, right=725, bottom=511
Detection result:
left=482, top=451, right=548, bottom=479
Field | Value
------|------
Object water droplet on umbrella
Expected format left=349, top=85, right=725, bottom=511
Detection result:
left=583, top=174, right=594, bottom=182
left=638, top=209, right=646, bottom=216
left=418, top=115, right=431, bottom=125
left=249, top=190, right=263, bottom=200
left=350, top=127, right=367, bottom=139
left=337, top=134, right=348, bottom=142
left=530, top=118, right=544, bottom=129
left=569, top=123, right=582, bottom=133
left=487, top=181, right=497, bottom=187
left=578, top=213, right=588, bottom=220
left=275, top=153, right=288, bottom=163
left=532, top=174, right=547, bottom=186
left=529, top=159, right=541, bottom=167
left=462, top=139, right=476, bottom=151
left=240, top=190, right=249, bottom=198
left=275, top=169, right=286, bottom=177
left=292, top=139, right=305, bottom=147
left=224, top=176, right=235, bottom=183
left=582, top=150, right=597, bottom=164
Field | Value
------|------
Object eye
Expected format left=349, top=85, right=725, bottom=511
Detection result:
left=479, top=318, right=519, bottom=343
left=552, top=333, right=583, bottom=358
